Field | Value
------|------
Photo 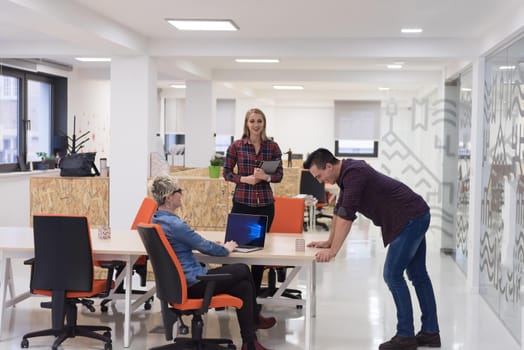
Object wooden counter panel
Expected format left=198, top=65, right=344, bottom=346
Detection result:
left=176, top=178, right=232, bottom=231
left=30, top=177, right=109, bottom=227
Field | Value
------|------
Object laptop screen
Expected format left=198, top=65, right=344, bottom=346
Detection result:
left=224, top=213, right=268, bottom=247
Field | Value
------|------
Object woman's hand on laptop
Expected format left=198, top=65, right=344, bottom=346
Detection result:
left=223, top=240, right=238, bottom=253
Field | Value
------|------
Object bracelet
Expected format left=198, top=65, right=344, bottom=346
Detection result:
left=267, top=175, right=271, bottom=182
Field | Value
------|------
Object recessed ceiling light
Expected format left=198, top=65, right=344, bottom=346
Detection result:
left=387, top=64, right=403, bottom=69
left=273, top=85, right=304, bottom=90
left=499, top=65, right=516, bottom=70
left=235, top=59, right=280, bottom=63
left=378, top=87, right=390, bottom=91
left=461, top=87, right=472, bottom=92
left=401, top=28, right=423, bottom=34
left=170, top=84, right=186, bottom=89
left=166, top=19, right=238, bottom=31
left=75, top=57, right=111, bottom=62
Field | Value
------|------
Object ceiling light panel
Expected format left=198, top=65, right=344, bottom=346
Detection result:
left=273, top=85, right=304, bottom=90
left=235, top=59, right=279, bottom=63
left=75, top=57, right=111, bottom=62
left=401, top=28, right=423, bottom=33
left=166, top=19, right=238, bottom=31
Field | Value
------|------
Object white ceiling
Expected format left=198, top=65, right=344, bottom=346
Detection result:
left=1, top=0, right=523, bottom=100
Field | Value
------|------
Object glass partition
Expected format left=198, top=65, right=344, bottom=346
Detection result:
left=481, top=35, right=524, bottom=342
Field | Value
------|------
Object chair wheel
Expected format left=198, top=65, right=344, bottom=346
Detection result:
left=227, top=344, right=236, bottom=350
left=179, top=325, right=189, bottom=334
left=21, top=338, right=29, bottom=348
left=101, top=305, right=108, bottom=313
left=296, top=305, right=303, bottom=309
left=144, top=301, right=152, bottom=310
left=104, top=342, right=112, bottom=350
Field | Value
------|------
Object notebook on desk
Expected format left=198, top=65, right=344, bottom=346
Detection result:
left=224, top=213, right=268, bottom=253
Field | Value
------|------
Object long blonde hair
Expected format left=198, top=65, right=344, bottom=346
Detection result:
left=242, top=108, right=269, bottom=141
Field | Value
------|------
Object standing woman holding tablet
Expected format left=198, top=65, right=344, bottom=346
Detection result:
left=223, top=108, right=283, bottom=311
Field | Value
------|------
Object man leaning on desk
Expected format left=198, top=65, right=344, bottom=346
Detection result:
left=303, top=148, right=440, bottom=350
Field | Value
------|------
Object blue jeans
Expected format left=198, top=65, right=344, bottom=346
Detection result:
left=383, top=212, right=439, bottom=337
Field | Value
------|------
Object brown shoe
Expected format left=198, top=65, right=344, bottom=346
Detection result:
left=257, top=313, right=276, bottom=329
left=241, top=340, right=269, bottom=350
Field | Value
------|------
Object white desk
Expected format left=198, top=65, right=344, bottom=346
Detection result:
left=197, top=231, right=319, bottom=350
left=0, top=227, right=147, bottom=348
left=0, top=228, right=321, bottom=350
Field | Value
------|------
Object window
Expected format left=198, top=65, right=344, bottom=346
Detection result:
left=334, top=100, right=380, bottom=158
left=335, top=140, right=379, bottom=157
left=0, top=65, right=67, bottom=172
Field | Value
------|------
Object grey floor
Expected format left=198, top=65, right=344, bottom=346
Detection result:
left=0, top=218, right=520, bottom=350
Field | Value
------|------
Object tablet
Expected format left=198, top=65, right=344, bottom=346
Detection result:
left=259, top=160, right=280, bottom=174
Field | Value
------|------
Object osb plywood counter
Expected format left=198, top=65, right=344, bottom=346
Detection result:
left=30, top=175, right=109, bottom=226
left=148, top=175, right=234, bottom=231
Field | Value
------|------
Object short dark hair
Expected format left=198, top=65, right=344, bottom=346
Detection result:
left=303, top=148, right=338, bottom=169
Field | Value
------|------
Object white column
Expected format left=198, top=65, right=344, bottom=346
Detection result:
left=184, top=81, right=215, bottom=167
left=109, top=56, right=158, bottom=229
left=466, top=57, right=485, bottom=293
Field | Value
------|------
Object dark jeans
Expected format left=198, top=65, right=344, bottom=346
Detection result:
left=187, top=263, right=258, bottom=343
left=231, top=201, right=274, bottom=295
left=383, top=212, right=439, bottom=337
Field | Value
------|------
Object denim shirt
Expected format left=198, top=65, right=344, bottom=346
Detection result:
left=152, top=210, right=229, bottom=286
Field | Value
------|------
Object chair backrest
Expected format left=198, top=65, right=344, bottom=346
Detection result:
left=299, top=170, right=327, bottom=204
left=131, top=197, right=158, bottom=229
left=136, top=223, right=187, bottom=304
left=31, top=215, right=93, bottom=292
left=270, top=196, right=305, bottom=233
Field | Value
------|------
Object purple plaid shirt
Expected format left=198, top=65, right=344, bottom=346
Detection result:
left=223, top=137, right=283, bottom=207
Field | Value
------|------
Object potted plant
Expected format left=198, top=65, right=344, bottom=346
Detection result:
left=209, top=154, right=223, bottom=178
left=35, top=152, right=56, bottom=170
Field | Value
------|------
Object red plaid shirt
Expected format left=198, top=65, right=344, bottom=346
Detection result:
left=223, top=137, right=283, bottom=207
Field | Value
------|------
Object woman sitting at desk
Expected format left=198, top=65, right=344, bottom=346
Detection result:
left=150, top=174, right=275, bottom=350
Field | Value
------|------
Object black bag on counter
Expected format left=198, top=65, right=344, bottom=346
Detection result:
left=59, top=152, right=100, bottom=177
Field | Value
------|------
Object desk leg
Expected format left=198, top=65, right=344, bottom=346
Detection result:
left=123, top=255, right=133, bottom=348
left=305, top=260, right=313, bottom=350
left=311, top=260, right=316, bottom=317
left=0, top=255, right=9, bottom=339
left=308, top=205, right=315, bottom=232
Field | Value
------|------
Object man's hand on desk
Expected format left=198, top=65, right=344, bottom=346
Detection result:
left=315, top=250, right=336, bottom=262
left=222, top=240, right=238, bottom=253
left=307, top=240, right=335, bottom=262
left=307, top=240, right=331, bottom=248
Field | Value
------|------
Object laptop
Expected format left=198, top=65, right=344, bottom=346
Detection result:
left=224, top=213, right=268, bottom=253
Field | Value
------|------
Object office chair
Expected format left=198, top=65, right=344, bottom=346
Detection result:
left=136, top=223, right=243, bottom=350
left=299, top=170, right=333, bottom=231
left=21, top=215, right=121, bottom=350
left=100, top=197, right=157, bottom=312
left=258, top=197, right=304, bottom=306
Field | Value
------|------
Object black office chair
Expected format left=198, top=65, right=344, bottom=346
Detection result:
left=299, top=170, right=333, bottom=231
left=21, top=215, right=121, bottom=350
left=136, top=223, right=243, bottom=350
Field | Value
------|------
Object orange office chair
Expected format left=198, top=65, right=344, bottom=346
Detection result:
left=259, top=196, right=305, bottom=305
left=100, top=197, right=157, bottom=312
left=21, top=215, right=121, bottom=350
left=136, top=223, right=243, bottom=350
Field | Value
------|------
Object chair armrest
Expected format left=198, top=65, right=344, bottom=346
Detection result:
left=98, top=260, right=126, bottom=298
left=195, top=273, right=234, bottom=314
